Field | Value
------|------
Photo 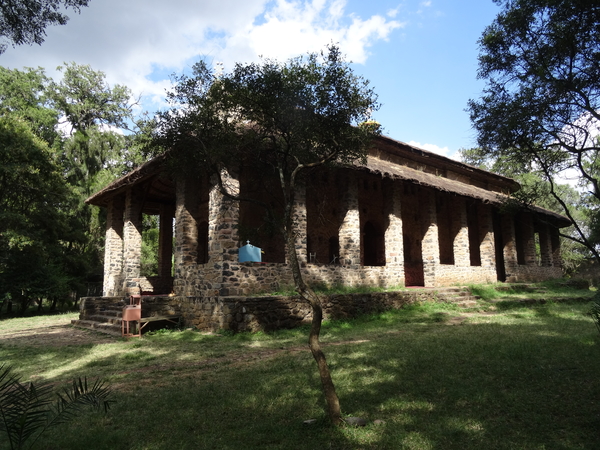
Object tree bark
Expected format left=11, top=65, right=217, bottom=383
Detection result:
left=284, top=210, right=342, bottom=426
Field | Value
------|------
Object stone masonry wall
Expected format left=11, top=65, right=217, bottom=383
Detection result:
left=123, top=187, right=143, bottom=296
left=103, top=196, right=125, bottom=296
left=150, top=168, right=565, bottom=300
left=173, top=288, right=444, bottom=332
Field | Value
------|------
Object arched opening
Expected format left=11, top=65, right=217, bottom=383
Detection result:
left=197, top=221, right=209, bottom=264
left=363, top=221, right=385, bottom=266
left=328, top=236, right=340, bottom=264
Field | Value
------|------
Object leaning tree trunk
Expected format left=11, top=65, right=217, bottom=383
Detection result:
left=284, top=217, right=342, bottom=426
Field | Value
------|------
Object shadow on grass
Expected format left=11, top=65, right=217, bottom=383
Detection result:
left=9, top=305, right=597, bottom=450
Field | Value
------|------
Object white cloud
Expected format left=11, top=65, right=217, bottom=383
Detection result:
left=231, top=0, right=403, bottom=65
left=1, top=0, right=403, bottom=112
left=408, top=140, right=453, bottom=158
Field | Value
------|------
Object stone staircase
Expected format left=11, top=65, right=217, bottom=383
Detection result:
left=71, top=303, right=124, bottom=337
left=429, top=287, right=480, bottom=308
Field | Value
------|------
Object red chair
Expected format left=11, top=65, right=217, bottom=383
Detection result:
left=122, top=303, right=141, bottom=337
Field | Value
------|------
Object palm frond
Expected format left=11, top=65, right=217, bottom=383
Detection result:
left=588, top=300, right=600, bottom=334
left=0, top=365, right=113, bottom=450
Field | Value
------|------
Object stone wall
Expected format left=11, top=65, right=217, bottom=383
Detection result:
left=103, top=164, right=565, bottom=303
left=509, top=265, right=564, bottom=283
left=103, top=197, right=125, bottom=296
left=80, top=296, right=126, bottom=320
left=434, top=265, right=497, bottom=286
left=172, top=289, right=444, bottom=332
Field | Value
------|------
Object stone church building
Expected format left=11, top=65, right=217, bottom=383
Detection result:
left=82, top=135, right=569, bottom=331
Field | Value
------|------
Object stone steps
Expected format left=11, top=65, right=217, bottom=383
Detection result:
left=72, top=304, right=125, bottom=336
left=71, top=319, right=123, bottom=337
left=431, top=287, right=480, bottom=308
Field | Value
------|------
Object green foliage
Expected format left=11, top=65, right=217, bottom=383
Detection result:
left=468, top=284, right=502, bottom=301
left=51, top=63, right=134, bottom=194
left=155, top=45, right=380, bottom=185
left=0, top=115, right=77, bottom=310
left=0, top=67, right=58, bottom=144
left=0, top=63, right=141, bottom=310
left=310, top=283, right=405, bottom=295
left=0, top=0, right=89, bottom=54
left=1, top=296, right=598, bottom=449
left=588, top=292, right=600, bottom=335
left=0, top=364, right=112, bottom=450
left=51, top=62, right=132, bottom=133
left=140, top=215, right=159, bottom=278
left=468, top=0, right=600, bottom=261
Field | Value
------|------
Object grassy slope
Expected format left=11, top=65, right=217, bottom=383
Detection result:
left=1, top=284, right=599, bottom=449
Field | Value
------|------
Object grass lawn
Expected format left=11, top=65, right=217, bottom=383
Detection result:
left=1, top=283, right=599, bottom=449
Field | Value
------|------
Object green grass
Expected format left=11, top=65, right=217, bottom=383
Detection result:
left=1, top=286, right=599, bottom=449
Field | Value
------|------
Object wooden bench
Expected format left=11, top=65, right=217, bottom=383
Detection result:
left=138, top=315, right=181, bottom=333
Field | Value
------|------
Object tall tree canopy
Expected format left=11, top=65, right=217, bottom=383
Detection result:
left=0, top=114, right=76, bottom=312
left=154, top=46, right=380, bottom=424
left=0, top=0, right=89, bottom=54
left=0, top=64, right=139, bottom=313
left=51, top=62, right=134, bottom=193
left=468, top=0, right=600, bottom=259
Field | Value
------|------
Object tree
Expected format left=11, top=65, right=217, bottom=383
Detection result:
left=468, top=0, right=600, bottom=260
left=0, top=64, right=138, bottom=312
left=154, top=46, right=380, bottom=425
left=50, top=62, right=134, bottom=194
left=49, top=63, right=137, bottom=291
left=0, top=114, right=77, bottom=313
left=0, top=0, right=89, bottom=54
left=0, top=66, right=58, bottom=145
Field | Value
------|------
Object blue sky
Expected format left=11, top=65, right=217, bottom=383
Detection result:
left=1, top=0, right=502, bottom=159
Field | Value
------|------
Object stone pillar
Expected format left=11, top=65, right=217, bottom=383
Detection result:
left=175, top=177, right=198, bottom=267
left=478, top=204, right=495, bottom=267
left=158, top=204, right=175, bottom=279
left=538, top=223, right=553, bottom=267
left=385, top=182, right=403, bottom=267
left=339, top=173, right=361, bottom=266
left=208, top=170, right=240, bottom=296
left=421, top=189, right=440, bottom=287
left=122, top=186, right=143, bottom=295
left=293, top=183, right=308, bottom=264
left=103, top=195, right=125, bottom=296
left=501, top=214, right=518, bottom=280
left=520, top=213, right=536, bottom=265
left=452, top=197, right=470, bottom=266
left=550, top=226, right=561, bottom=268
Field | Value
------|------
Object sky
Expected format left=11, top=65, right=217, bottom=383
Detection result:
left=0, top=0, right=502, bottom=159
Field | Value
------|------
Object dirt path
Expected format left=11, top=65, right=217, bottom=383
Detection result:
left=0, top=310, right=498, bottom=349
left=0, top=316, right=118, bottom=347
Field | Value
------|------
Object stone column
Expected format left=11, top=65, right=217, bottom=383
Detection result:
left=103, top=195, right=125, bottom=296
left=339, top=173, right=361, bottom=266
left=520, top=213, right=536, bottom=265
left=122, top=186, right=143, bottom=295
left=293, top=182, right=308, bottom=264
left=208, top=170, right=240, bottom=296
left=452, top=197, right=470, bottom=266
left=158, top=204, right=175, bottom=279
left=421, top=189, right=440, bottom=287
left=175, top=177, right=198, bottom=267
left=550, top=226, right=561, bottom=268
left=478, top=204, right=495, bottom=267
left=384, top=182, right=403, bottom=267
left=538, top=223, right=553, bottom=267
left=501, top=213, right=518, bottom=280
